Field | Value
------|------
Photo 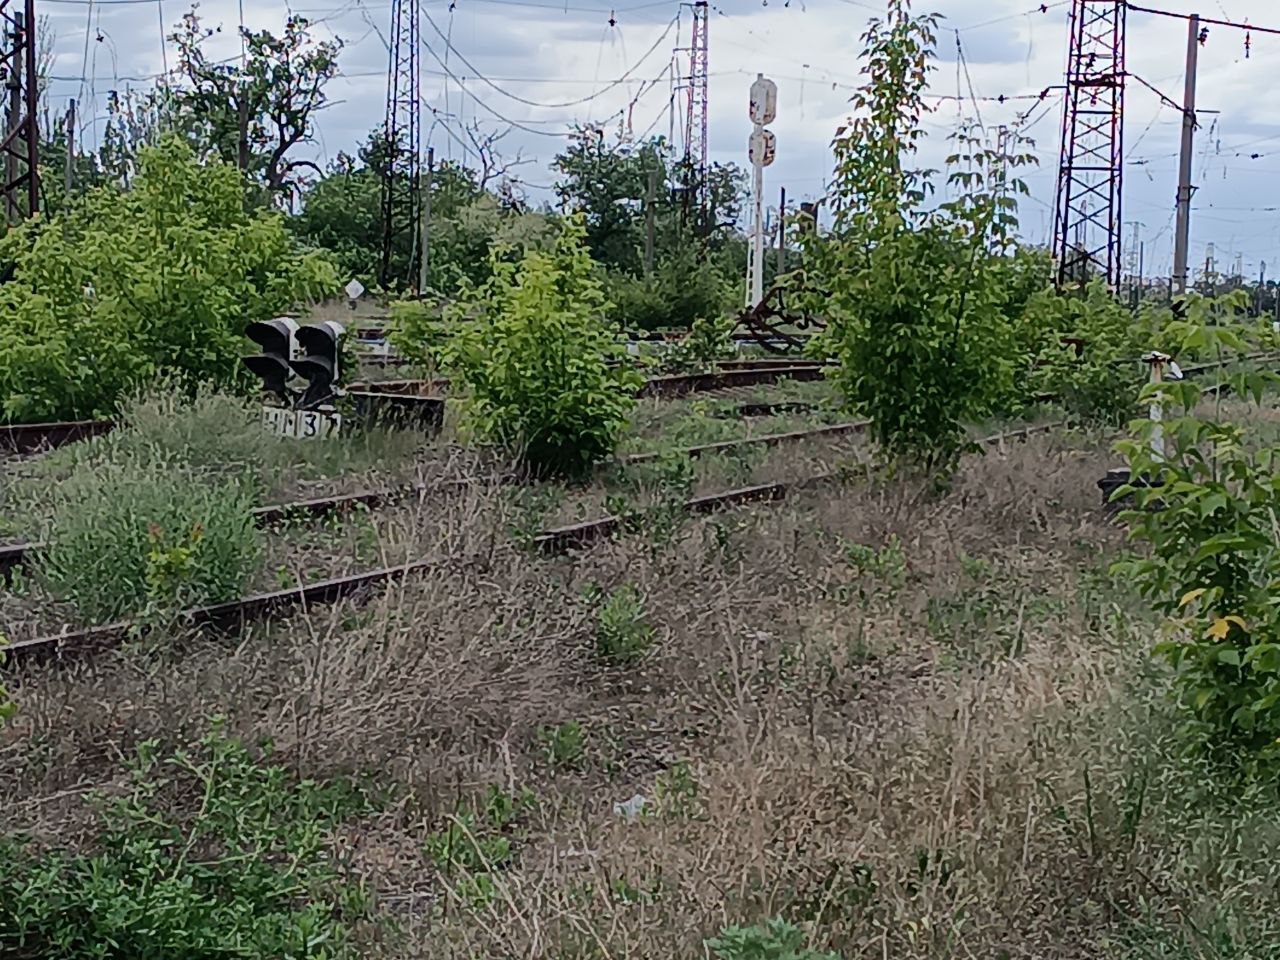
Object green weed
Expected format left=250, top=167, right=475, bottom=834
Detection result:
left=0, top=725, right=379, bottom=959
left=590, top=583, right=655, bottom=662
left=40, top=456, right=262, bottom=624
left=538, top=721, right=586, bottom=770
left=707, top=918, right=839, bottom=960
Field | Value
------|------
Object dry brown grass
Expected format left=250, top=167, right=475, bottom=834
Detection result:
left=4, top=427, right=1279, bottom=959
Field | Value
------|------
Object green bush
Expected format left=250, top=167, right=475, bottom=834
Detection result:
left=0, top=728, right=378, bottom=959
left=708, top=918, right=840, bottom=960
left=657, top=314, right=737, bottom=374
left=605, top=248, right=732, bottom=333
left=592, top=583, right=655, bottom=661
left=438, top=216, right=642, bottom=478
left=1023, top=280, right=1158, bottom=426
left=798, top=4, right=1034, bottom=475
left=0, top=136, right=337, bottom=424
left=1114, top=293, right=1280, bottom=770
left=386, top=297, right=447, bottom=372
left=40, top=456, right=261, bottom=623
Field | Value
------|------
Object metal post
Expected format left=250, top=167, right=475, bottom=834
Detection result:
left=419, top=146, right=433, bottom=296
left=65, top=99, right=76, bottom=195
left=776, top=185, right=786, bottom=276
left=644, top=167, right=656, bottom=277
left=749, top=151, right=764, bottom=306
left=1144, top=352, right=1168, bottom=461
left=1172, top=14, right=1199, bottom=296
left=5, top=14, right=19, bottom=221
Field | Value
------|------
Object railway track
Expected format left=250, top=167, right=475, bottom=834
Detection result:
left=3, top=419, right=1064, bottom=668
left=0, top=416, right=870, bottom=583
left=0, top=365, right=828, bottom=456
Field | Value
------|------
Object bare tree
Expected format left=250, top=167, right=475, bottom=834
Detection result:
left=463, top=122, right=531, bottom=192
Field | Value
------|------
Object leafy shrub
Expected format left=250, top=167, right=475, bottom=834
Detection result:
left=40, top=456, right=261, bottom=623
left=537, top=720, right=586, bottom=770
left=798, top=4, right=1034, bottom=475
left=658, top=314, right=737, bottom=374
left=386, top=297, right=447, bottom=372
left=605, top=248, right=732, bottom=333
left=708, top=918, right=840, bottom=960
left=0, top=137, right=337, bottom=424
left=1023, top=280, right=1159, bottom=426
left=436, top=216, right=642, bottom=478
left=0, top=727, right=378, bottom=959
left=1114, top=294, right=1280, bottom=769
left=591, top=583, right=655, bottom=661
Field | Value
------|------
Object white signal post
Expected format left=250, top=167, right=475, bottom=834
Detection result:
left=747, top=74, right=777, bottom=308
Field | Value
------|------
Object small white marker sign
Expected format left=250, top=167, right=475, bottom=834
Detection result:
left=262, top=406, right=341, bottom=440
left=344, top=279, right=366, bottom=302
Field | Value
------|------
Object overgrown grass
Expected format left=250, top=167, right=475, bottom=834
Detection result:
left=5, top=387, right=425, bottom=529
left=4, top=429, right=1280, bottom=959
left=39, top=455, right=261, bottom=623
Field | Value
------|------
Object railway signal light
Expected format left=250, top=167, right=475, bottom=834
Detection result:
left=242, top=317, right=300, bottom=404
left=290, top=321, right=346, bottom=411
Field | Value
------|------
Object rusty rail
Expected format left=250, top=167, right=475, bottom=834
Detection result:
left=3, top=419, right=1067, bottom=668
left=1, top=419, right=116, bottom=455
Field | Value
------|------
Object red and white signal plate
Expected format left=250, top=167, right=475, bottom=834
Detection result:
left=261, top=406, right=342, bottom=440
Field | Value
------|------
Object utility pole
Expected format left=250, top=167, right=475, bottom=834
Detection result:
left=418, top=146, right=433, bottom=296
left=776, top=186, right=786, bottom=276
left=64, top=99, right=76, bottom=195
left=1172, top=13, right=1200, bottom=296
left=746, top=73, right=777, bottom=307
left=1138, top=241, right=1145, bottom=301
left=0, top=1, right=38, bottom=222
left=644, top=167, right=656, bottom=277
left=380, top=0, right=422, bottom=289
left=1052, top=0, right=1126, bottom=287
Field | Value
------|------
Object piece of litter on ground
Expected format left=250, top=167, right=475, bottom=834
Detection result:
left=612, top=794, right=648, bottom=821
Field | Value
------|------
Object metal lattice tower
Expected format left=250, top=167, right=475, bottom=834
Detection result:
left=380, top=0, right=421, bottom=289
left=682, top=0, right=709, bottom=234
left=0, top=0, right=38, bottom=223
left=1052, top=0, right=1125, bottom=288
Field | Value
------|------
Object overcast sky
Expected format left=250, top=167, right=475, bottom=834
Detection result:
left=36, top=0, right=1280, bottom=281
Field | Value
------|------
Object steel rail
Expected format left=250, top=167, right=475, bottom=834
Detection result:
left=0, top=365, right=830, bottom=455
left=2, top=419, right=1066, bottom=668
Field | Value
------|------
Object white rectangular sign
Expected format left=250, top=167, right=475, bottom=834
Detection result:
left=262, top=406, right=341, bottom=440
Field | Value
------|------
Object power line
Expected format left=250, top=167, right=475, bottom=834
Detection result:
left=420, top=6, right=678, bottom=109
left=1127, top=2, right=1280, bottom=39
left=417, top=38, right=575, bottom=137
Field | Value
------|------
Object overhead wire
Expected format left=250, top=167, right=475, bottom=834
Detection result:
left=420, top=6, right=678, bottom=108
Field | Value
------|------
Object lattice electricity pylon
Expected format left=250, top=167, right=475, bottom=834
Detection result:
left=680, top=0, right=709, bottom=236
left=1052, top=0, right=1125, bottom=288
left=0, top=0, right=39, bottom=223
left=379, top=0, right=421, bottom=290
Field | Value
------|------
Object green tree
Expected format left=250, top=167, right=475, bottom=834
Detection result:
left=170, top=8, right=340, bottom=198
left=552, top=127, right=746, bottom=273
left=436, top=216, right=641, bottom=477
left=552, top=127, right=746, bottom=329
left=0, top=137, right=337, bottom=423
left=293, top=129, right=552, bottom=294
left=799, top=2, right=1035, bottom=475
